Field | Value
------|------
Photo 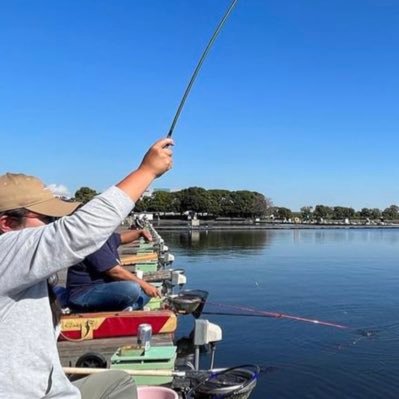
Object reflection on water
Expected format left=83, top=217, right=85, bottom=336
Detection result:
left=162, top=229, right=399, bottom=399
left=292, top=228, right=399, bottom=245
left=163, top=229, right=399, bottom=255
left=162, top=230, right=274, bottom=256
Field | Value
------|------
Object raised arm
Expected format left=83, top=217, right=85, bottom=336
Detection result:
left=0, top=138, right=173, bottom=295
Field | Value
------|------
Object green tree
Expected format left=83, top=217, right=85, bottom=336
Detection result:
left=135, top=186, right=272, bottom=218
left=178, top=187, right=210, bottom=214
left=219, top=192, right=236, bottom=217
left=359, top=208, right=371, bottom=218
left=207, top=190, right=227, bottom=216
left=359, top=208, right=382, bottom=220
left=370, top=208, right=382, bottom=219
left=170, top=193, right=181, bottom=214
left=300, top=206, right=313, bottom=221
left=134, top=196, right=151, bottom=212
left=382, top=205, right=399, bottom=220
left=313, top=205, right=333, bottom=220
left=332, top=206, right=355, bottom=220
left=254, top=192, right=272, bottom=217
left=147, top=191, right=174, bottom=213
left=274, top=207, right=292, bottom=220
left=233, top=191, right=257, bottom=217
left=74, top=187, right=98, bottom=204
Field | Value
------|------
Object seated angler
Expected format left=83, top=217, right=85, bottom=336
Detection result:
left=66, top=228, right=160, bottom=312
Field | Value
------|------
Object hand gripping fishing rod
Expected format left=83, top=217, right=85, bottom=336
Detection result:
left=166, top=0, right=239, bottom=138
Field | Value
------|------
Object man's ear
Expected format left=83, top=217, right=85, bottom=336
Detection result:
left=0, top=215, right=19, bottom=232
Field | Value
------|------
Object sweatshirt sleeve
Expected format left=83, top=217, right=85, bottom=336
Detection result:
left=0, top=186, right=134, bottom=295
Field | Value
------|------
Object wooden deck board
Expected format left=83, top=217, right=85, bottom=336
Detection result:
left=120, top=253, right=158, bottom=265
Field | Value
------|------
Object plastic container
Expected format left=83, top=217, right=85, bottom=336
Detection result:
left=111, top=345, right=177, bottom=385
left=137, top=386, right=178, bottom=399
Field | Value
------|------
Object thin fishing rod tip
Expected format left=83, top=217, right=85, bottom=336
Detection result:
left=165, top=0, right=239, bottom=140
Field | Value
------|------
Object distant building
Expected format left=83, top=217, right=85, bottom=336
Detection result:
left=153, top=188, right=172, bottom=193
left=142, top=188, right=153, bottom=198
left=134, top=212, right=154, bottom=221
left=153, top=188, right=181, bottom=193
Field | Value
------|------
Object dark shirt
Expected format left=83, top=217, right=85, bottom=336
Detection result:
left=66, top=232, right=121, bottom=301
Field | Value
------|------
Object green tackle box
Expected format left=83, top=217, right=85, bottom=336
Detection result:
left=110, top=345, right=177, bottom=385
left=135, top=262, right=158, bottom=273
left=146, top=296, right=163, bottom=311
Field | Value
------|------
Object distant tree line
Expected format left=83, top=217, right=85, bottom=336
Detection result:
left=134, top=187, right=272, bottom=218
left=72, top=186, right=399, bottom=221
left=72, top=187, right=271, bottom=218
left=295, top=205, right=399, bottom=221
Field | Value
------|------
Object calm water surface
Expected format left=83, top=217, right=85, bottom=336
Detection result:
left=161, top=229, right=399, bottom=399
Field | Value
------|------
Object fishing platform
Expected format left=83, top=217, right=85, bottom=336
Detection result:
left=57, top=216, right=259, bottom=398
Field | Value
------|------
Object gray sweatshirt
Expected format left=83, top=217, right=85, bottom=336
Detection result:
left=0, top=186, right=134, bottom=398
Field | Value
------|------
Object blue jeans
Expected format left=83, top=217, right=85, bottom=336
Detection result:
left=68, top=281, right=150, bottom=312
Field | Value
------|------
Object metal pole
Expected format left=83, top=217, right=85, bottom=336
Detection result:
left=195, top=346, right=200, bottom=370
left=63, top=367, right=186, bottom=377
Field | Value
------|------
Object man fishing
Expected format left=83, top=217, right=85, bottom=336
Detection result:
left=66, top=228, right=160, bottom=312
left=0, top=137, right=173, bottom=398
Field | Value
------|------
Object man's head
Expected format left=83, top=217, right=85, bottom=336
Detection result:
left=0, top=173, right=80, bottom=233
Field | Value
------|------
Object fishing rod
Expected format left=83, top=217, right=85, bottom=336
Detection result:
left=166, top=0, right=239, bottom=138
left=205, top=302, right=349, bottom=330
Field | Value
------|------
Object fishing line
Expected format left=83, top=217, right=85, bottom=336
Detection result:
left=203, top=304, right=385, bottom=338
left=166, top=0, right=239, bottom=138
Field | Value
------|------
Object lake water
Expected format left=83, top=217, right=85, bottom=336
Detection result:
left=161, top=229, right=399, bottom=399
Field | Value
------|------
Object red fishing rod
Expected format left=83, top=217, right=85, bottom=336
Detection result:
left=205, top=302, right=348, bottom=330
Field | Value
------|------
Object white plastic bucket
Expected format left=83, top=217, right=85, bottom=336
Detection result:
left=137, top=386, right=178, bottom=399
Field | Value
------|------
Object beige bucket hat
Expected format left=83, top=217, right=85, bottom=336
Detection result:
left=0, top=173, right=81, bottom=217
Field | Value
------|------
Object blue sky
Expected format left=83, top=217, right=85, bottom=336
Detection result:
left=1, top=0, right=399, bottom=210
